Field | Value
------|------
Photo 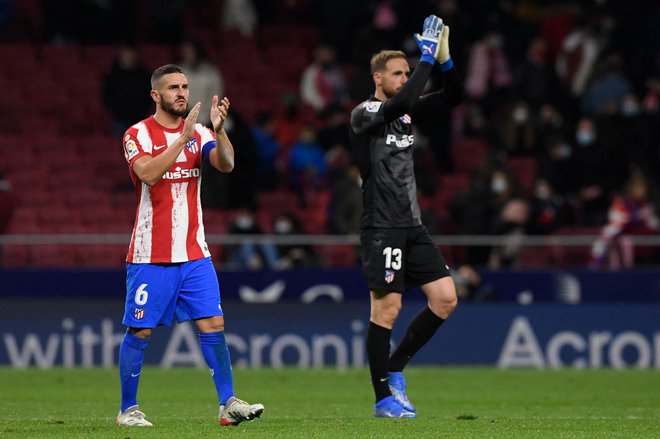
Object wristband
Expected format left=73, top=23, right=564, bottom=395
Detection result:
left=440, top=57, right=453, bottom=72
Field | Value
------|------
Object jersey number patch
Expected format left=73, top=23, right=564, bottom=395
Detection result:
left=135, top=283, right=149, bottom=305
left=383, top=247, right=402, bottom=270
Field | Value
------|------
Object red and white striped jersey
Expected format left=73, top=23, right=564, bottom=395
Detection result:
left=122, top=116, right=216, bottom=263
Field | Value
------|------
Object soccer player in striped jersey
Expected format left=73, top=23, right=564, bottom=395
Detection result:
left=116, top=64, right=263, bottom=427
left=349, top=16, right=462, bottom=418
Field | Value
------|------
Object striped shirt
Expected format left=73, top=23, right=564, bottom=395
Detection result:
left=122, top=115, right=216, bottom=263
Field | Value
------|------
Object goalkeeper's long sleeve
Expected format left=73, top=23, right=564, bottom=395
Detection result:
left=382, top=61, right=434, bottom=122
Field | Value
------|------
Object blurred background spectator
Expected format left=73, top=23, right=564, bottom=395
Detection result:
left=590, top=170, right=660, bottom=270
left=102, top=43, right=152, bottom=139
left=251, top=111, right=282, bottom=191
left=299, top=44, right=349, bottom=114
left=225, top=208, right=278, bottom=271
left=177, top=39, right=224, bottom=127
left=272, top=212, right=318, bottom=269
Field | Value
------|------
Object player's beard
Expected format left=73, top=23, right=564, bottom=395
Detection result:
left=160, top=95, right=188, bottom=118
left=382, top=83, right=399, bottom=99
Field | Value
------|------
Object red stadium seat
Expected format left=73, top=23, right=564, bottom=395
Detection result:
left=77, top=245, right=127, bottom=268
left=32, top=244, right=78, bottom=268
left=2, top=245, right=33, bottom=267
left=451, top=138, right=489, bottom=174
left=508, top=157, right=537, bottom=196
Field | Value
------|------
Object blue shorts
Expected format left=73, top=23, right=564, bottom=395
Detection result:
left=123, top=257, right=223, bottom=328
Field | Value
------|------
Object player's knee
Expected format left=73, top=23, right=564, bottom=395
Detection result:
left=128, top=327, right=152, bottom=339
left=429, top=288, right=458, bottom=319
left=196, top=316, right=225, bottom=333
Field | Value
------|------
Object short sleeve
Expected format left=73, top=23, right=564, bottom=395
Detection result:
left=122, top=127, right=150, bottom=165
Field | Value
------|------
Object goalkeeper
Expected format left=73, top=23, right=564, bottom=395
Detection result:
left=349, top=15, right=463, bottom=418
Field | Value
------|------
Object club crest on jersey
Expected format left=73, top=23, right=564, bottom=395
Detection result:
left=384, top=269, right=395, bottom=284
left=134, top=308, right=145, bottom=320
left=124, top=138, right=139, bottom=160
left=365, top=101, right=382, bottom=113
left=399, top=114, right=411, bottom=124
left=186, top=138, right=199, bottom=153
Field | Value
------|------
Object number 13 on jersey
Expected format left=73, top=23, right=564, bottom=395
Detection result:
left=383, top=247, right=402, bottom=270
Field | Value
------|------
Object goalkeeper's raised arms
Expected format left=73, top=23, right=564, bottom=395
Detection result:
left=414, top=15, right=452, bottom=70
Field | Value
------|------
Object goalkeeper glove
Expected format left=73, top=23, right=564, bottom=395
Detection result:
left=415, top=17, right=453, bottom=70
left=414, top=15, right=443, bottom=65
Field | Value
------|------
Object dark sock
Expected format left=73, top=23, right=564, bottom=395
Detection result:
left=366, top=322, right=392, bottom=402
left=389, top=306, right=444, bottom=372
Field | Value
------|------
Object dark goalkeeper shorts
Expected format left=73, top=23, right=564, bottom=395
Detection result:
left=360, top=226, right=451, bottom=293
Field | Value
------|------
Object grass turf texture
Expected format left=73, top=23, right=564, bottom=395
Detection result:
left=0, top=367, right=658, bottom=438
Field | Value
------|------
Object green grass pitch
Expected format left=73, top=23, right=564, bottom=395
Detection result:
left=1, top=367, right=659, bottom=438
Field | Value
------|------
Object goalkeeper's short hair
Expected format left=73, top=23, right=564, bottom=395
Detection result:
left=370, top=50, right=407, bottom=74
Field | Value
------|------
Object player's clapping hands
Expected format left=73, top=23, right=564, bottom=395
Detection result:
left=414, top=15, right=450, bottom=64
left=211, top=95, right=230, bottom=134
left=182, top=102, right=201, bottom=143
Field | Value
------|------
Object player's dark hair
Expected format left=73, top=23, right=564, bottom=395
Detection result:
left=370, top=50, right=407, bottom=74
left=151, top=64, right=184, bottom=89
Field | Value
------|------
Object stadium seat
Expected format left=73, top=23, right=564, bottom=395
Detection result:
left=1, top=245, right=33, bottom=267
left=451, top=138, right=489, bottom=174
left=508, top=157, right=537, bottom=196
left=77, top=245, right=127, bottom=268
left=318, top=245, right=358, bottom=268
left=32, top=244, right=78, bottom=268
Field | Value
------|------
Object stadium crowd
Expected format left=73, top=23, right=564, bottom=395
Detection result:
left=0, top=0, right=659, bottom=270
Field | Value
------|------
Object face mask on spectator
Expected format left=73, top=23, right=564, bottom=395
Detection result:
left=274, top=219, right=293, bottom=234
left=556, top=143, right=572, bottom=159
left=491, top=177, right=508, bottom=194
left=621, top=102, right=640, bottom=117
left=535, top=185, right=551, bottom=200
left=235, top=215, right=254, bottom=230
left=576, top=130, right=595, bottom=146
left=512, top=107, right=529, bottom=124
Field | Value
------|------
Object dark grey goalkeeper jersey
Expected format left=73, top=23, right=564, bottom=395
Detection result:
left=350, top=99, right=420, bottom=227
left=349, top=61, right=463, bottom=229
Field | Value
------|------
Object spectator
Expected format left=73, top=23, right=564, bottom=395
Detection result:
left=223, top=111, right=260, bottom=210
left=451, top=265, right=496, bottom=302
left=512, top=36, right=553, bottom=107
left=464, top=29, right=512, bottom=114
left=200, top=112, right=258, bottom=210
left=328, top=163, right=362, bottom=235
left=316, top=103, right=350, bottom=152
left=580, top=55, right=632, bottom=118
left=225, top=209, right=278, bottom=271
left=251, top=111, right=282, bottom=191
left=221, top=0, right=257, bottom=36
left=490, top=99, right=539, bottom=156
left=590, top=170, right=660, bottom=269
left=177, top=40, right=224, bottom=127
left=535, top=103, right=565, bottom=151
left=570, top=117, right=611, bottom=226
left=537, top=137, right=577, bottom=200
left=527, top=178, right=566, bottom=235
left=555, top=17, right=601, bottom=100
left=102, top=44, right=152, bottom=139
left=272, top=212, right=318, bottom=269
left=299, top=44, right=349, bottom=113
left=274, top=92, right=304, bottom=149
left=287, top=125, right=327, bottom=198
